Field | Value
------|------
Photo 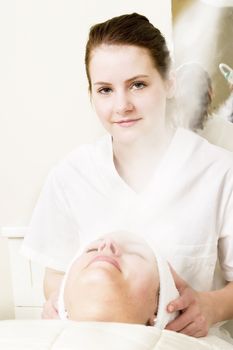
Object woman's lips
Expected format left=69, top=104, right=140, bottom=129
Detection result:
left=115, top=118, right=142, bottom=127
left=88, top=255, right=121, bottom=271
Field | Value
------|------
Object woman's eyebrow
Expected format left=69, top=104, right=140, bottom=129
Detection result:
left=86, top=239, right=102, bottom=247
left=125, top=74, right=149, bottom=83
left=93, top=75, right=149, bottom=86
left=125, top=240, right=145, bottom=247
left=93, top=81, right=112, bottom=86
left=125, top=241, right=149, bottom=258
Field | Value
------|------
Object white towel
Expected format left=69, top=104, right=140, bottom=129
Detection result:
left=153, top=251, right=179, bottom=329
left=58, top=245, right=86, bottom=321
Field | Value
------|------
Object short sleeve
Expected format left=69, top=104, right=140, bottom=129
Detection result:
left=218, top=168, right=233, bottom=281
left=21, top=168, right=80, bottom=271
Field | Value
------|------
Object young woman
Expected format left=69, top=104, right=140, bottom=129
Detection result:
left=22, top=13, right=233, bottom=341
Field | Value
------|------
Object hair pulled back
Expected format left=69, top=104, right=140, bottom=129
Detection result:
left=85, top=13, right=171, bottom=91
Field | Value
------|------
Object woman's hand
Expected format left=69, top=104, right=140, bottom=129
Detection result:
left=42, top=291, right=59, bottom=319
left=166, top=268, right=215, bottom=337
left=42, top=267, right=64, bottom=319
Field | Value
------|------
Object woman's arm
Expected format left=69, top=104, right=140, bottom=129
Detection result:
left=44, top=267, right=64, bottom=299
left=166, top=268, right=233, bottom=337
left=42, top=267, right=65, bottom=319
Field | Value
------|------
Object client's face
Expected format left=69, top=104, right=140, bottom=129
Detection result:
left=64, top=232, right=159, bottom=325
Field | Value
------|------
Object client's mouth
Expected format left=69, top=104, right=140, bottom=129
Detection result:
left=88, top=255, right=121, bottom=271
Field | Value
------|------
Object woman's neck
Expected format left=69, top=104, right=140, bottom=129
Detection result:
left=112, top=126, right=174, bottom=168
left=112, top=126, right=175, bottom=192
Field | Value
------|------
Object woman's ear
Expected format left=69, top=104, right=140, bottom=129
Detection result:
left=147, top=315, right=157, bottom=326
left=166, top=70, right=176, bottom=99
left=147, top=292, right=159, bottom=326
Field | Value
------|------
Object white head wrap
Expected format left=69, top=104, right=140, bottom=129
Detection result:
left=153, top=251, right=179, bottom=329
left=58, top=239, right=179, bottom=329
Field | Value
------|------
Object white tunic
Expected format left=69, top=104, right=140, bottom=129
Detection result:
left=21, top=127, right=233, bottom=292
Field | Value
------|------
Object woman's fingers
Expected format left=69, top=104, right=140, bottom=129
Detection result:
left=169, top=265, right=187, bottom=292
left=166, top=303, right=196, bottom=332
left=167, top=266, right=212, bottom=337
left=166, top=304, right=208, bottom=336
left=42, top=296, right=59, bottom=319
left=179, top=316, right=208, bottom=337
left=167, top=281, right=195, bottom=312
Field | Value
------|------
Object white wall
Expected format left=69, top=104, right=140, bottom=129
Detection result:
left=0, top=0, right=172, bottom=318
left=0, top=238, right=14, bottom=319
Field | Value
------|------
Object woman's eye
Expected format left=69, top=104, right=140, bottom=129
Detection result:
left=98, top=87, right=112, bottom=95
left=126, top=251, right=145, bottom=260
left=86, top=248, right=98, bottom=253
left=131, top=81, right=146, bottom=90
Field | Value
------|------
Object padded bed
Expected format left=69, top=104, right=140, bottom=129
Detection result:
left=0, top=320, right=232, bottom=350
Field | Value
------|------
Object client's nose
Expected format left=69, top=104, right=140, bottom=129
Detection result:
left=98, top=238, right=120, bottom=256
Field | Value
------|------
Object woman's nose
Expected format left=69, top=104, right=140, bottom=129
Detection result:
left=115, top=92, right=134, bottom=115
left=98, top=238, right=120, bottom=256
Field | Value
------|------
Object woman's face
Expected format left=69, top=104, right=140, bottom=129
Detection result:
left=64, top=232, right=159, bottom=325
left=89, top=44, right=172, bottom=144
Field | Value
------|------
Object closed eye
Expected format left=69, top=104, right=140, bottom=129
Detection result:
left=127, top=251, right=146, bottom=260
left=86, top=248, right=98, bottom=253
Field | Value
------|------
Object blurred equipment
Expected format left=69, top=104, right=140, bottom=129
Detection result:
left=219, top=63, right=233, bottom=84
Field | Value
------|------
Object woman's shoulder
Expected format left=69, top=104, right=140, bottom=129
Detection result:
left=198, top=115, right=233, bottom=153
left=176, top=127, right=233, bottom=176
left=49, top=133, right=111, bottom=181
left=66, top=133, right=110, bottom=161
left=182, top=127, right=233, bottom=160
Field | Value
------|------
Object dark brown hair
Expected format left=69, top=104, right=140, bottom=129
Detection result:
left=85, top=13, right=171, bottom=91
